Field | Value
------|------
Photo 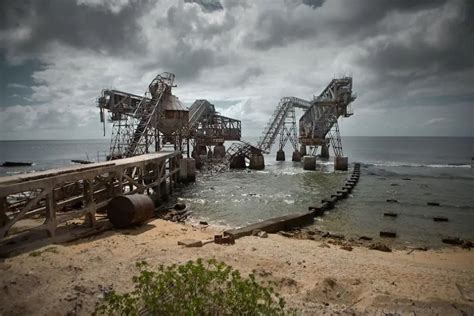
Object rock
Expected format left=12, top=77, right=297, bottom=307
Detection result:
left=341, top=245, right=353, bottom=251
left=199, top=221, right=209, bottom=226
left=369, top=243, right=392, bottom=252
left=427, top=202, right=440, bottom=206
left=433, top=216, right=448, bottom=222
left=380, top=230, right=397, bottom=238
left=319, top=243, right=330, bottom=248
left=257, top=231, right=268, bottom=238
left=214, top=235, right=235, bottom=245
left=359, top=236, right=373, bottom=241
left=383, top=212, right=398, bottom=217
left=462, top=240, right=473, bottom=249
left=177, top=239, right=203, bottom=247
left=386, top=199, right=398, bottom=203
left=402, top=178, right=412, bottom=180
left=442, top=237, right=464, bottom=245
left=279, top=231, right=295, bottom=238
left=174, top=203, right=186, bottom=210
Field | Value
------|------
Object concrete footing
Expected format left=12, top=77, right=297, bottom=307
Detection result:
left=292, top=150, right=301, bottom=162
left=249, top=153, right=265, bottom=170
left=224, top=212, right=314, bottom=239
left=303, top=156, right=316, bottom=170
left=334, top=156, right=349, bottom=171
left=276, top=149, right=285, bottom=161
left=213, top=144, right=226, bottom=159
left=230, top=155, right=246, bottom=169
left=320, top=144, right=329, bottom=159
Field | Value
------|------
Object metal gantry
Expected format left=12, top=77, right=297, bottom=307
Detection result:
left=227, top=77, right=355, bottom=163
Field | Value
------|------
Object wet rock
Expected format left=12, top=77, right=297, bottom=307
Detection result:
left=174, top=203, right=186, bottom=210
left=369, top=243, right=392, bottom=252
left=359, top=236, right=373, bottom=241
left=433, top=216, right=448, bottom=222
left=380, top=230, right=397, bottom=238
left=462, top=240, right=473, bottom=249
left=442, top=237, right=463, bottom=245
left=427, top=202, right=440, bottom=206
left=279, top=231, right=295, bottom=238
left=386, top=199, right=398, bottom=203
left=199, top=221, right=209, bottom=226
left=383, top=212, right=398, bottom=217
left=257, top=231, right=268, bottom=238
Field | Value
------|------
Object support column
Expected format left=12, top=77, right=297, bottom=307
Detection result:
left=320, top=144, right=329, bottom=159
left=292, top=150, right=301, bottom=162
left=230, top=155, right=246, bottom=169
left=334, top=157, right=349, bottom=171
left=276, top=149, right=285, bottom=161
left=213, top=143, right=226, bottom=159
left=303, top=156, right=316, bottom=170
left=300, top=145, right=307, bottom=156
left=249, top=153, right=265, bottom=170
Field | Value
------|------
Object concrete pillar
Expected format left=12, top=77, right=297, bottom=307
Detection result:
left=160, top=181, right=169, bottom=202
left=178, top=159, right=187, bottom=182
left=213, top=144, right=226, bottom=159
left=249, top=153, right=265, bottom=170
left=230, top=155, right=246, bottom=169
left=320, top=144, right=329, bottom=159
left=196, top=145, right=207, bottom=156
left=186, top=158, right=196, bottom=182
left=292, top=150, right=301, bottom=162
left=300, top=145, right=307, bottom=156
left=179, top=158, right=196, bottom=182
left=334, top=156, right=349, bottom=171
left=276, top=149, right=285, bottom=161
left=303, top=156, right=316, bottom=170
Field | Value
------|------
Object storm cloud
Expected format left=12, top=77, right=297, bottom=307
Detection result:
left=0, top=0, right=472, bottom=139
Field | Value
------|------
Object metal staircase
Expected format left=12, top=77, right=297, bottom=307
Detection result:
left=256, top=97, right=311, bottom=153
left=108, top=72, right=174, bottom=159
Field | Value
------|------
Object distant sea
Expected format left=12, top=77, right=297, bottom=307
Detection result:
left=1, top=137, right=473, bottom=248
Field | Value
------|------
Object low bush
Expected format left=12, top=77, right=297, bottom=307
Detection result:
left=95, top=258, right=291, bottom=315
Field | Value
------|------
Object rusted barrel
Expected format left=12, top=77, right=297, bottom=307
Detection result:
left=107, top=194, right=154, bottom=228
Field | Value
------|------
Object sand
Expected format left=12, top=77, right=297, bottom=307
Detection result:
left=1, top=219, right=473, bottom=315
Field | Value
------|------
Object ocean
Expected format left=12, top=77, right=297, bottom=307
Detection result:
left=1, top=137, right=473, bottom=248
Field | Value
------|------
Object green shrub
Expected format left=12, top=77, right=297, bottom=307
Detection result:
left=95, top=258, right=291, bottom=315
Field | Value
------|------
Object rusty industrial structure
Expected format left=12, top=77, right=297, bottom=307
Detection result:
left=99, top=73, right=355, bottom=171
left=98, top=72, right=241, bottom=163
left=227, top=77, right=355, bottom=170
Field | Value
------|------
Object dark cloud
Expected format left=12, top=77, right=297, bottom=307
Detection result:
left=302, top=0, right=324, bottom=9
left=244, top=0, right=450, bottom=51
left=184, top=0, right=223, bottom=12
left=0, top=0, right=152, bottom=59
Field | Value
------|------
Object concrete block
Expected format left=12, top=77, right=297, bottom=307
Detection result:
left=230, top=155, right=246, bottom=169
left=303, top=156, right=316, bottom=170
left=224, top=212, right=314, bottom=239
left=334, top=156, right=348, bottom=171
left=249, top=154, right=265, bottom=170
left=276, top=149, right=285, bottom=161
left=292, top=151, right=301, bottom=162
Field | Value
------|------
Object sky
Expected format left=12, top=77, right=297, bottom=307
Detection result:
left=0, top=0, right=473, bottom=140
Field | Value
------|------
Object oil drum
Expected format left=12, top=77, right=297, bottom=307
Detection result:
left=107, top=194, right=154, bottom=228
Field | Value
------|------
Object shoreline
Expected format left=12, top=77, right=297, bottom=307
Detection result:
left=1, top=219, right=473, bottom=315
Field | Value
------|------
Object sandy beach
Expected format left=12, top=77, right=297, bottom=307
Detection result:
left=1, top=219, right=473, bottom=315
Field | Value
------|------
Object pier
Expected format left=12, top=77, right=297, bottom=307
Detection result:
left=0, top=151, right=189, bottom=246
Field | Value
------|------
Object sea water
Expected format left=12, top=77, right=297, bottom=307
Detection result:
left=1, top=137, right=473, bottom=248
